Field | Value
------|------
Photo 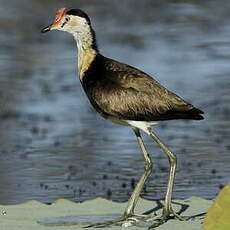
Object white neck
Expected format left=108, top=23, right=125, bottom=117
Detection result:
left=73, top=26, right=98, bottom=80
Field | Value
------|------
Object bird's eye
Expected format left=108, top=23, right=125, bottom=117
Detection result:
left=61, top=16, right=70, bottom=28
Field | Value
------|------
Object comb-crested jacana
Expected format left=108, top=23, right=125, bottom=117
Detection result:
left=41, top=8, right=204, bottom=228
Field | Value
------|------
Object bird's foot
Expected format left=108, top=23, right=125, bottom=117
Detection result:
left=148, top=208, right=189, bottom=229
left=84, top=213, right=157, bottom=228
left=85, top=209, right=189, bottom=228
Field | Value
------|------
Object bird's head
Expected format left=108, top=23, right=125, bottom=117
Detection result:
left=41, top=8, right=91, bottom=34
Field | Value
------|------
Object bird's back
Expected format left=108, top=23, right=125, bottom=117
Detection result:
left=81, top=54, right=204, bottom=122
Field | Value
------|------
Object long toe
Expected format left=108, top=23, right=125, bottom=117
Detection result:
left=165, top=208, right=190, bottom=221
left=147, top=210, right=190, bottom=229
left=84, top=214, right=156, bottom=228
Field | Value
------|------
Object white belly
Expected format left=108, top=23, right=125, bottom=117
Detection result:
left=108, top=116, right=160, bottom=133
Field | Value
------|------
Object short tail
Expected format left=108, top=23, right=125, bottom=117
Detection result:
left=186, top=107, right=204, bottom=120
left=162, top=107, right=204, bottom=121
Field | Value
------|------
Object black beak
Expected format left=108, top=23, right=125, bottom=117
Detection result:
left=41, top=25, right=51, bottom=33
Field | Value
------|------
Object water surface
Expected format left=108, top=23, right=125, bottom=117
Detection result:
left=0, top=0, right=229, bottom=204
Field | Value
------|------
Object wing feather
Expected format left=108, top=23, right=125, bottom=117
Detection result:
left=83, top=55, right=203, bottom=121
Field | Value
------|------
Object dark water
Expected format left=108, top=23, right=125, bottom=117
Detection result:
left=0, top=0, right=229, bottom=204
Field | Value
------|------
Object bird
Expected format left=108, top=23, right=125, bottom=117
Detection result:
left=41, top=8, right=204, bottom=228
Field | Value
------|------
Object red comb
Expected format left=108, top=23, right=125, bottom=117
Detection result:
left=53, top=8, right=68, bottom=25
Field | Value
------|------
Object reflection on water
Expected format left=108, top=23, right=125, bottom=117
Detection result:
left=0, top=0, right=229, bottom=204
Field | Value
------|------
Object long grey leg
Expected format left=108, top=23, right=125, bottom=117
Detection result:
left=86, top=127, right=185, bottom=229
left=85, top=128, right=154, bottom=228
left=124, top=128, right=153, bottom=217
left=147, top=128, right=177, bottom=218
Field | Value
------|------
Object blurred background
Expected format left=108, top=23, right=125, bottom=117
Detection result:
left=0, top=0, right=229, bottom=204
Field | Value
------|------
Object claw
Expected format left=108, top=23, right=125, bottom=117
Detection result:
left=84, top=210, right=189, bottom=229
left=147, top=210, right=190, bottom=229
left=84, top=214, right=155, bottom=228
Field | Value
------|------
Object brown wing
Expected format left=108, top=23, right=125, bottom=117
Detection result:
left=83, top=55, right=204, bottom=121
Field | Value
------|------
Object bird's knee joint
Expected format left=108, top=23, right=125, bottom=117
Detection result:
left=144, top=162, right=152, bottom=171
left=168, top=155, right=177, bottom=164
